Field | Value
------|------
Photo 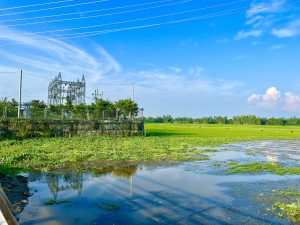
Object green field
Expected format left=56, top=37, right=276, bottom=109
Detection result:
left=1, top=123, right=300, bottom=173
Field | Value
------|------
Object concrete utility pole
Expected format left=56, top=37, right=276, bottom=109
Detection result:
left=18, top=70, right=23, bottom=118
left=132, top=82, right=135, bottom=101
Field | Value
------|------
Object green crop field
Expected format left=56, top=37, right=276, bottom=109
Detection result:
left=1, top=123, right=300, bottom=173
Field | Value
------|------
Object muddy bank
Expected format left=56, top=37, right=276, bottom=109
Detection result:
left=0, top=174, right=30, bottom=214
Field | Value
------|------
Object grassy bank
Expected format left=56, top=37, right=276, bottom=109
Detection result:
left=1, top=124, right=300, bottom=173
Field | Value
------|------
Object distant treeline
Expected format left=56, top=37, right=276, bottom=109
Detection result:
left=145, top=115, right=300, bottom=126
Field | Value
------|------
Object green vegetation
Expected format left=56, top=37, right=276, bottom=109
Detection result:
left=45, top=199, right=71, bottom=205
left=1, top=123, right=300, bottom=173
left=213, top=161, right=238, bottom=167
left=145, top=115, right=300, bottom=126
left=97, top=202, right=120, bottom=211
left=0, top=98, right=139, bottom=120
left=227, top=162, right=300, bottom=175
left=258, top=188, right=300, bottom=223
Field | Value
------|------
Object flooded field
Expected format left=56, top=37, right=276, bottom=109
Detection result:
left=15, top=140, right=300, bottom=225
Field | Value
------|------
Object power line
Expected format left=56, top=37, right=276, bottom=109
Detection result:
left=0, top=7, right=249, bottom=47
left=0, top=0, right=173, bottom=23
left=0, top=2, right=285, bottom=46
left=55, top=1, right=248, bottom=38
left=6, top=0, right=246, bottom=36
left=57, top=8, right=248, bottom=40
left=0, top=0, right=75, bottom=11
left=0, top=0, right=192, bottom=28
left=0, top=0, right=109, bottom=17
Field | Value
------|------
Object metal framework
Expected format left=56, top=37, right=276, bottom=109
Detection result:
left=48, top=72, right=86, bottom=106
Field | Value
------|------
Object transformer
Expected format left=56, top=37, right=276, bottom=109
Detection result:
left=48, top=72, right=86, bottom=106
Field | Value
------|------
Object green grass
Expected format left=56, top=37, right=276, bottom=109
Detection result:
left=0, top=123, right=300, bottom=173
left=227, top=162, right=300, bottom=175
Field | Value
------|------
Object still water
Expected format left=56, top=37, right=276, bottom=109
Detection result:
left=17, top=140, right=300, bottom=225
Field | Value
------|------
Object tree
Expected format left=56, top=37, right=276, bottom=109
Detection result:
left=30, top=100, right=47, bottom=118
left=115, top=99, right=138, bottom=118
left=65, top=96, right=73, bottom=110
left=94, top=99, right=115, bottom=119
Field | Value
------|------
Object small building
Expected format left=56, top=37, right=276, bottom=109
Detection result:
left=48, top=73, right=86, bottom=106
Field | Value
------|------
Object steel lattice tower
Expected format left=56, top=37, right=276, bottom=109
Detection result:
left=48, top=72, right=86, bottom=106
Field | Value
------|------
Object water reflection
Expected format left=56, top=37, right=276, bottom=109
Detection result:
left=17, top=140, right=300, bottom=225
left=27, top=166, right=138, bottom=200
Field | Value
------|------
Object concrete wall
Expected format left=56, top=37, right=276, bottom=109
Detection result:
left=0, top=119, right=144, bottom=139
left=0, top=185, right=18, bottom=225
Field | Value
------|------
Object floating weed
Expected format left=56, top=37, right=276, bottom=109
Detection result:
left=97, top=202, right=120, bottom=211
left=45, top=199, right=71, bottom=205
left=273, top=200, right=300, bottom=223
left=255, top=188, right=300, bottom=223
left=1, top=123, right=300, bottom=172
left=213, top=161, right=238, bottom=167
left=227, top=162, right=300, bottom=175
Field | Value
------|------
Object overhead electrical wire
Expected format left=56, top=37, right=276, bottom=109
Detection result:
left=0, top=0, right=108, bottom=17
left=0, top=0, right=173, bottom=23
left=0, top=0, right=246, bottom=35
left=0, top=0, right=75, bottom=11
left=0, top=0, right=192, bottom=27
left=0, top=8, right=258, bottom=47
left=55, top=8, right=246, bottom=40
left=0, top=1, right=289, bottom=46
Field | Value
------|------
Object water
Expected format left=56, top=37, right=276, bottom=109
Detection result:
left=17, top=140, right=300, bottom=225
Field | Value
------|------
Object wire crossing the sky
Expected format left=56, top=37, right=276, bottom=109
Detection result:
left=0, top=0, right=192, bottom=27
left=0, top=0, right=108, bottom=17
left=0, top=0, right=75, bottom=11
left=0, top=0, right=174, bottom=23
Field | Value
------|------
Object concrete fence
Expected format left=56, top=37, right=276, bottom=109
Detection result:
left=0, top=185, right=18, bottom=225
left=0, top=119, right=144, bottom=139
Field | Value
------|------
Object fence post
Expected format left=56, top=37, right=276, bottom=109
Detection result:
left=3, top=106, right=7, bottom=119
left=86, top=109, right=90, bottom=120
left=61, top=109, right=64, bottom=120
left=102, top=110, right=105, bottom=120
left=116, top=108, right=119, bottom=121
left=44, top=108, right=47, bottom=119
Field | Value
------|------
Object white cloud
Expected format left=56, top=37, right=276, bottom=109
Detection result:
left=0, top=27, right=121, bottom=101
left=284, top=92, right=300, bottom=112
left=269, top=44, right=284, bottom=49
left=247, top=0, right=286, bottom=17
left=189, top=66, right=204, bottom=75
left=168, top=66, right=182, bottom=73
left=248, top=87, right=300, bottom=112
left=248, top=87, right=281, bottom=109
left=272, top=19, right=300, bottom=38
left=236, top=0, right=300, bottom=40
left=234, top=29, right=263, bottom=40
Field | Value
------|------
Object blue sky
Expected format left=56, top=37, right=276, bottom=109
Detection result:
left=0, top=0, right=300, bottom=117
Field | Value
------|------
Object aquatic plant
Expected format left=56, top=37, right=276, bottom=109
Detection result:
left=227, top=162, right=300, bottom=175
left=45, top=199, right=71, bottom=205
left=212, top=161, right=238, bottom=167
left=0, top=123, right=299, bottom=173
left=97, top=202, right=120, bottom=211
left=273, top=200, right=300, bottom=223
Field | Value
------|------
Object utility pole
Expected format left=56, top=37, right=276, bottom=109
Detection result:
left=92, top=89, right=103, bottom=101
left=132, top=82, right=135, bottom=101
left=18, top=70, right=23, bottom=118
